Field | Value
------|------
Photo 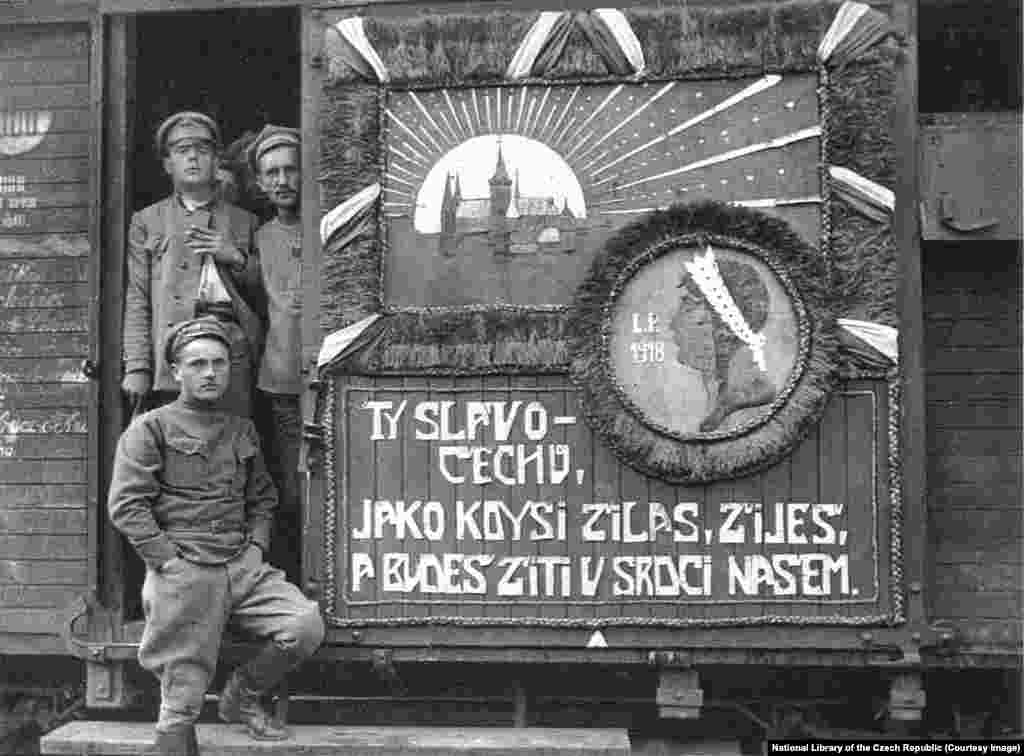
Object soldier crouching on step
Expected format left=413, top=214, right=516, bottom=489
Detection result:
left=107, top=317, right=324, bottom=755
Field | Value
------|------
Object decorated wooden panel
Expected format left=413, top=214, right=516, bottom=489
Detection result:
left=315, top=0, right=903, bottom=631
left=0, top=24, right=91, bottom=622
left=382, top=76, right=821, bottom=308
left=322, top=376, right=898, bottom=627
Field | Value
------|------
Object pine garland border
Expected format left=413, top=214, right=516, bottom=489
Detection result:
left=568, top=200, right=840, bottom=484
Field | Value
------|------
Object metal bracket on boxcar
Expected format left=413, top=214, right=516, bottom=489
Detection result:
left=297, top=374, right=325, bottom=475
left=939, top=193, right=1000, bottom=234
left=61, top=594, right=107, bottom=660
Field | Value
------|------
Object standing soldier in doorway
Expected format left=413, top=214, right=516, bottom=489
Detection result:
left=108, top=317, right=324, bottom=755
left=248, top=126, right=304, bottom=583
left=122, top=111, right=265, bottom=417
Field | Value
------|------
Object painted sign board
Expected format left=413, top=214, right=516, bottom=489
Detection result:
left=315, top=1, right=904, bottom=630
left=321, top=376, right=898, bottom=627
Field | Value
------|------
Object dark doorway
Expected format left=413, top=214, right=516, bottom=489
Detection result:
left=133, top=8, right=301, bottom=212
left=121, top=8, right=302, bottom=619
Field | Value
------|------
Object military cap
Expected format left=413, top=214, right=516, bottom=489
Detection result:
left=248, top=124, right=301, bottom=174
left=164, top=316, right=232, bottom=366
left=155, top=111, right=221, bottom=156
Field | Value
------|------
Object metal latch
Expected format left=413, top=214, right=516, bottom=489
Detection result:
left=939, top=194, right=1000, bottom=234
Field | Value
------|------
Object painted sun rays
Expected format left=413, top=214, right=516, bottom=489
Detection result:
left=382, top=74, right=820, bottom=220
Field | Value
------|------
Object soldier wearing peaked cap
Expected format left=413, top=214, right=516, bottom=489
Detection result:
left=122, top=111, right=266, bottom=418
left=108, top=317, right=324, bottom=755
left=249, top=125, right=304, bottom=584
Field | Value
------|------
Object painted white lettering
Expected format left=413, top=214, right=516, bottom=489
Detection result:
left=718, top=502, right=747, bottom=544
left=455, top=500, right=482, bottom=540
left=579, top=556, right=605, bottom=597
left=672, top=502, right=700, bottom=542
left=413, top=401, right=441, bottom=439
left=364, top=399, right=407, bottom=441
left=522, top=402, right=548, bottom=441
left=350, top=552, right=375, bottom=592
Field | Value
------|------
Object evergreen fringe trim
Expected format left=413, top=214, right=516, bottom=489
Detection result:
left=315, top=8, right=900, bottom=370
left=331, top=310, right=569, bottom=375
left=569, top=200, right=839, bottom=484
left=323, top=1, right=843, bottom=85
left=825, top=54, right=899, bottom=329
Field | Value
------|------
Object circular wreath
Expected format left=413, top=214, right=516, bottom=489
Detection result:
left=569, top=200, right=840, bottom=484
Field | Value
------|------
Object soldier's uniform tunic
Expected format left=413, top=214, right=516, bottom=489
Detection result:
left=123, top=196, right=264, bottom=417
left=108, top=396, right=323, bottom=730
left=254, top=217, right=303, bottom=582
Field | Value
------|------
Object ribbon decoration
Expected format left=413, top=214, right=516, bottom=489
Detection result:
left=506, top=8, right=645, bottom=80
left=317, top=313, right=383, bottom=368
left=320, top=182, right=381, bottom=250
left=818, top=1, right=895, bottom=66
left=578, top=9, right=645, bottom=77
left=325, top=17, right=389, bottom=82
left=829, top=166, right=894, bottom=224
left=837, top=318, right=898, bottom=365
left=506, top=12, right=571, bottom=79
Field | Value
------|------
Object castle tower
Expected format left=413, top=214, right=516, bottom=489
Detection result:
left=489, top=141, right=513, bottom=217
left=488, top=140, right=512, bottom=255
left=439, top=172, right=458, bottom=253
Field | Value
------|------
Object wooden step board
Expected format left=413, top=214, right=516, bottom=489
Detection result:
left=40, top=722, right=631, bottom=755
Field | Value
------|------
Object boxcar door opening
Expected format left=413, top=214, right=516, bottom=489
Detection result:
left=107, top=7, right=302, bottom=621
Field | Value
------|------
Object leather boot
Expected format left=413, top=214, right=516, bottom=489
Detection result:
left=153, top=724, right=199, bottom=756
left=218, top=643, right=300, bottom=740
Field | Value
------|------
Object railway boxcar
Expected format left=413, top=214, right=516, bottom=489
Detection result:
left=0, top=0, right=1017, bottom=751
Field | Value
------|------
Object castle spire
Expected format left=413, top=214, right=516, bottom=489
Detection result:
left=490, top=138, right=511, bottom=185
left=489, top=137, right=512, bottom=218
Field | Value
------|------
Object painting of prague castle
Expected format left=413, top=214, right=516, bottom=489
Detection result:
left=382, top=78, right=822, bottom=308
left=438, top=143, right=587, bottom=256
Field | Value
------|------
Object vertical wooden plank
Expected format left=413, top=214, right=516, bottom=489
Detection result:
left=98, top=14, right=134, bottom=619
left=431, top=375, right=459, bottom=621
left=480, top=374, right=508, bottom=621
left=893, top=0, right=925, bottom=625
left=618, top=429, right=650, bottom=621
left=647, top=475, right=676, bottom=623
left=561, top=381, right=591, bottom=621
left=299, top=7, right=324, bottom=599
left=508, top=375, right=538, bottom=622
left=788, top=421, right=821, bottom=618
left=401, top=375, right=429, bottom=620
left=759, top=444, right=793, bottom=619
left=86, top=16, right=103, bottom=604
left=818, top=393, right=851, bottom=607
left=300, top=5, right=323, bottom=379
left=535, top=374, right=566, bottom=621
left=730, top=471, right=767, bottom=621
left=819, top=391, right=851, bottom=602
left=373, top=376, right=404, bottom=619
left=674, top=481, right=709, bottom=623
left=849, top=389, right=882, bottom=609
left=591, top=412, right=619, bottom=621
left=344, top=376, right=376, bottom=623
left=873, top=384, right=892, bottom=612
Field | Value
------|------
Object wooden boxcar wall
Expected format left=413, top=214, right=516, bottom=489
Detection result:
left=924, top=240, right=1022, bottom=650
left=918, top=0, right=1022, bottom=656
left=0, top=23, right=93, bottom=655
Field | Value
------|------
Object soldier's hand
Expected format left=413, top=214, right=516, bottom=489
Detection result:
left=121, top=370, right=152, bottom=399
left=185, top=226, right=245, bottom=269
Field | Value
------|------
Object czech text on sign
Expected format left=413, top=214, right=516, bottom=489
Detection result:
left=333, top=383, right=881, bottom=612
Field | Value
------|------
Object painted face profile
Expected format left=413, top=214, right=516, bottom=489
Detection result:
left=670, top=246, right=777, bottom=432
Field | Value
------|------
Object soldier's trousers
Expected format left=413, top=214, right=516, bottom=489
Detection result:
left=258, top=392, right=302, bottom=584
left=138, top=543, right=324, bottom=730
